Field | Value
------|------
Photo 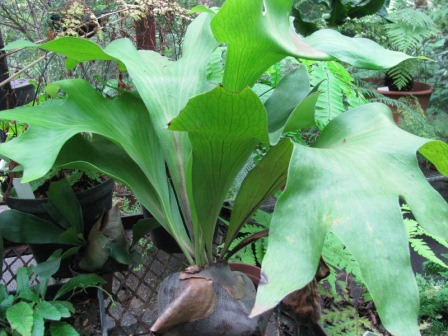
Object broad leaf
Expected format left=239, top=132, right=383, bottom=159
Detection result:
left=283, top=92, right=320, bottom=132
left=169, top=86, right=269, bottom=263
left=0, top=82, right=192, bottom=257
left=0, top=210, right=65, bottom=244
left=253, top=103, right=448, bottom=336
left=265, top=66, right=311, bottom=138
left=211, top=0, right=329, bottom=91
left=0, top=13, right=219, bottom=259
left=223, top=138, right=294, bottom=255
left=7, top=302, right=34, bottom=336
left=347, top=0, right=387, bottom=19
left=16, top=267, right=37, bottom=302
left=34, top=250, right=63, bottom=297
left=35, top=301, right=62, bottom=321
left=54, top=274, right=105, bottom=300
left=102, top=14, right=220, bottom=235
left=51, top=301, right=75, bottom=316
left=49, top=322, right=79, bottom=336
left=1, top=38, right=125, bottom=71
left=292, top=7, right=319, bottom=36
left=0, top=235, right=3, bottom=279
left=31, top=313, right=45, bottom=336
left=211, top=0, right=414, bottom=91
left=304, top=29, right=414, bottom=69
left=45, top=179, right=83, bottom=234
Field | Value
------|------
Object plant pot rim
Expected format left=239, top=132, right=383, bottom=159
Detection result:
left=5, top=178, right=114, bottom=208
left=362, top=78, right=434, bottom=95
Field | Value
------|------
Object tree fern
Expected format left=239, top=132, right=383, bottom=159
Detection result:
left=385, top=60, right=415, bottom=91
left=396, top=96, right=438, bottom=139
left=386, top=8, right=440, bottom=54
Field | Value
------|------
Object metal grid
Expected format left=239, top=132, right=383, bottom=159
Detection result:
left=106, top=246, right=186, bottom=335
left=2, top=244, right=36, bottom=291
left=0, top=209, right=315, bottom=335
left=1, top=237, right=187, bottom=335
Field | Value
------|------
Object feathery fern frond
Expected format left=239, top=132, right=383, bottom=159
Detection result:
left=304, top=60, right=367, bottom=129
left=322, top=232, right=364, bottom=284
left=225, top=210, right=271, bottom=266
left=206, top=46, right=225, bottom=84
left=386, top=60, right=415, bottom=91
left=402, top=204, right=448, bottom=269
left=323, top=306, right=373, bottom=336
left=227, top=152, right=258, bottom=200
left=386, top=8, right=440, bottom=54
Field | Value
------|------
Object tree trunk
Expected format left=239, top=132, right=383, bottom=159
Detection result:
left=0, top=30, right=17, bottom=110
left=135, top=14, right=156, bottom=51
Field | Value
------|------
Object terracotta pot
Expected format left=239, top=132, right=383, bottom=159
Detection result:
left=363, top=78, right=434, bottom=122
left=229, top=261, right=262, bottom=287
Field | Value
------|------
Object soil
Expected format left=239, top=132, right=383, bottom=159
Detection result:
left=1, top=169, right=107, bottom=201
left=69, top=290, right=103, bottom=335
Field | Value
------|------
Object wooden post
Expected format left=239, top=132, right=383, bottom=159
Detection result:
left=135, top=14, right=157, bottom=51
left=0, top=30, right=17, bottom=110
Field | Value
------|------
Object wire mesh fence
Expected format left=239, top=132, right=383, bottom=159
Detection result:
left=1, top=236, right=187, bottom=335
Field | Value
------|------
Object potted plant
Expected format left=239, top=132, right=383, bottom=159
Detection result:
left=0, top=249, right=105, bottom=336
left=362, top=7, right=440, bottom=113
left=0, top=177, right=148, bottom=281
left=1, top=0, right=448, bottom=335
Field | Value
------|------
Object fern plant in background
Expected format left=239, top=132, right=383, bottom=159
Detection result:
left=303, top=60, right=367, bottom=129
left=383, top=8, right=440, bottom=91
left=402, top=204, right=448, bottom=269
left=416, top=273, right=448, bottom=335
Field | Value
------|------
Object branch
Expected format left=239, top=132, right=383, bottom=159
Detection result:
left=0, top=54, right=48, bottom=88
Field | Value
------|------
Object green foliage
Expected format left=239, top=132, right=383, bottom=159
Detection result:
left=384, top=8, right=440, bottom=90
left=386, top=9, right=439, bottom=54
left=322, top=232, right=363, bottom=295
left=292, top=0, right=388, bottom=35
left=395, top=96, right=439, bottom=140
left=224, top=209, right=270, bottom=266
left=0, top=178, right=142, bottom=275
left=206, top=46, right=225, bottom=84
left=385, top=60, right=416, bottom=91
left=1, top=1, right=448, bottom=334
left=416, top=273, right=448, bottom=335
left=402, top=204, right=448, bottom=270
left=304, top=60, right=367, bottom=128
left=320, top=280, right=377, bottom=335
left=0, top=251, right=104, bottom=336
